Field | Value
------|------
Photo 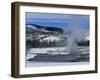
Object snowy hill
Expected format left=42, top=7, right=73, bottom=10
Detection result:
left=26, top=24, right=63, bottom=34
left=26, top=24, right=89, bottom=48
left=26, top=24, right=66, bottom=48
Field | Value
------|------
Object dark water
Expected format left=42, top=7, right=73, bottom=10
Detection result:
left=25, top=54, right=89, bottom=67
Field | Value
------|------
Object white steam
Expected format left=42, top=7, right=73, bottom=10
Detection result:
left=64, top=16, right=89, bottom=56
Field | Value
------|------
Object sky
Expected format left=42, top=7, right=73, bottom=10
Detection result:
left=25, top=12, right=89, bottom=31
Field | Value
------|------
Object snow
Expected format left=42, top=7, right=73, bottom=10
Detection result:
left=42, top=36, right=61, bottom=42
left=27, top=24, right=37, bottom=30
left=27, top=24, right=50, bottom=32
left=26, top=54, right=36, bottom=60
left=85, top=36, right=89, bottom=40
left=25, top=61, right=89, bottom=67
left=27, top=47, right=70, bottom=54
left=40, top=28, right=50, bottom=32
left=27, top=46, right=89, bottom=56
left=26, top=46, right=89, bottom=67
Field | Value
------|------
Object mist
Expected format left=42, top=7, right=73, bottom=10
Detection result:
left=64, top=16, right=89, bottom=55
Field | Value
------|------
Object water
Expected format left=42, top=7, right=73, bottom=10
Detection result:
left=25, top=46, right=89, bottom=67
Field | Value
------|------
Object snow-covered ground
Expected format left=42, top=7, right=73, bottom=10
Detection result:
left=27, top=47, right=89, bottom=54
left=25, top=60, right=89, bottom=67
left=27, top=47, right=68, bottom=54
left=26, top=47, right=69, bottom=60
